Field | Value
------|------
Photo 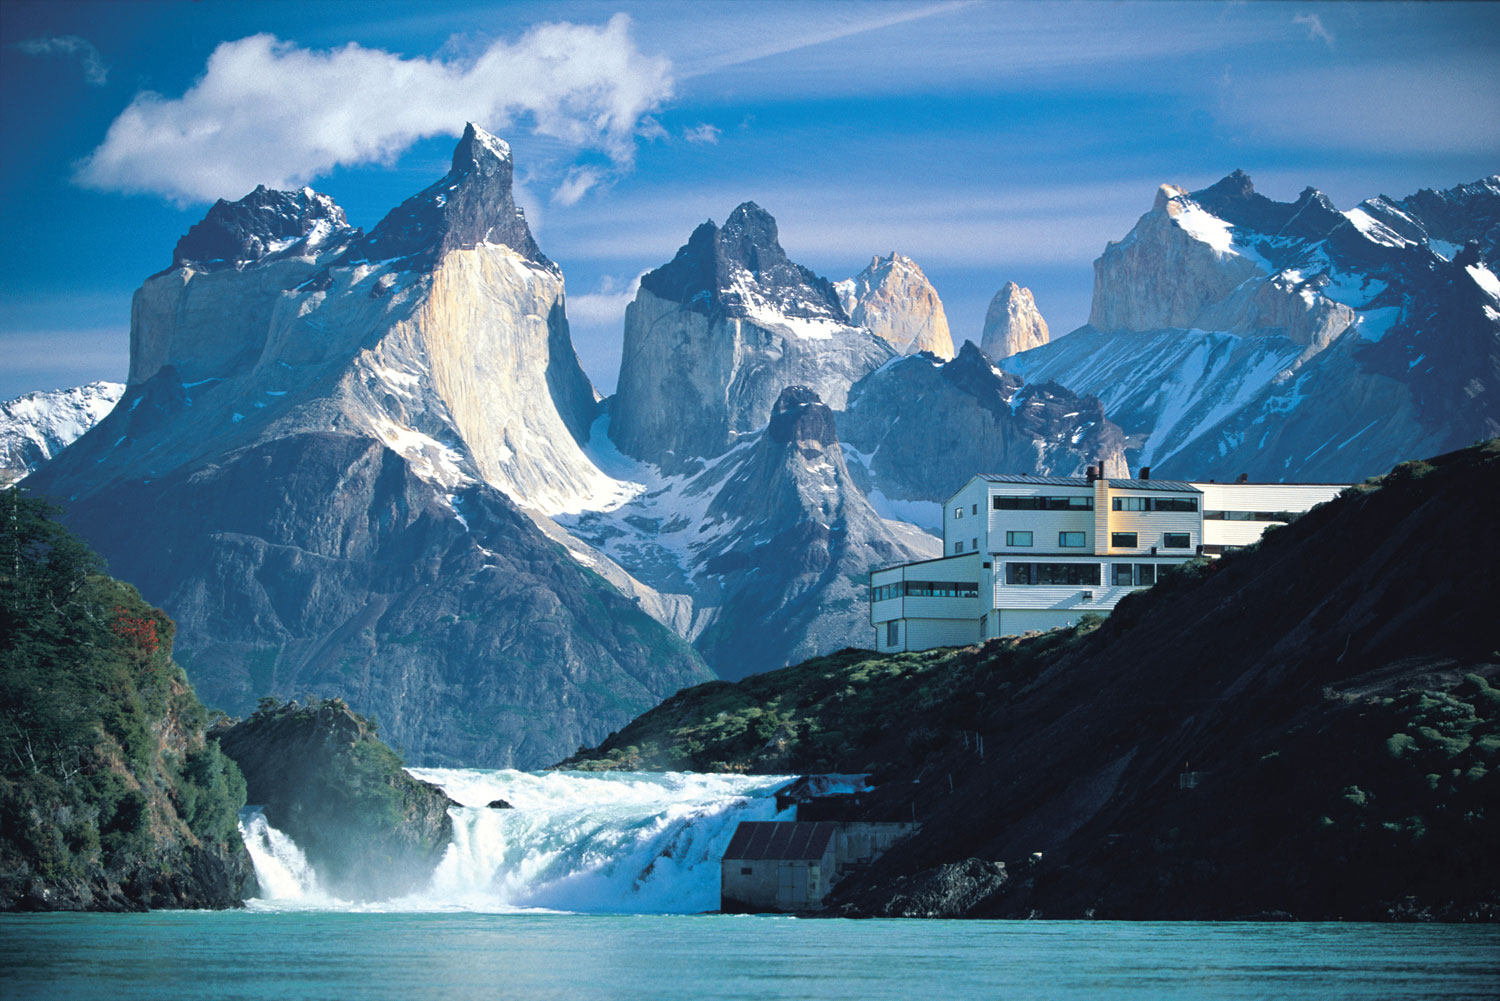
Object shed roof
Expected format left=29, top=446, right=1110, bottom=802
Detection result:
left=723, top=822, right=836, bottom=861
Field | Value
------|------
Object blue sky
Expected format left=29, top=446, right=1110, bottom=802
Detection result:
left=2, top=0, right=1496, bottom=399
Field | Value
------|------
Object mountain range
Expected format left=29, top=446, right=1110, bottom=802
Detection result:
left=11, top=129, right=1498, bottom=763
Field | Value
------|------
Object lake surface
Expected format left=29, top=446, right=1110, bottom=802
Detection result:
left=2, top=913, right=1496, bottom=1001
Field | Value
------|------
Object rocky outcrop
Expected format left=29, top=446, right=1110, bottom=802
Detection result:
left=610, top=203, right=894, bottom=470
left=839, top=341, right=1128, bottom=504
left=1007, top=171, right=1500, bottom=481
left=835, top=253, right=954, bottom=359
left=0, top=381, right=122, bottom=486
left=831, top=859, right=1010, bottom=918
left=28, top=125, right=711, bottom=769
left=171, top=184, right=351, bottom=272
left=1, top=495, right=255, bottom=911
left=980, top=282, right=1049, bottom=361
left=216, top=698, right=454, bottom=901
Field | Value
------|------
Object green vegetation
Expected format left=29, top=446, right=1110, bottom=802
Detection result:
left=1, top=490, right=250, bottom=908
left=559, top=617, right=1103, bottom=774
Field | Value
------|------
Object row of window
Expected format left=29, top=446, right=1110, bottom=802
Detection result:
left=1004, top=561, right=1180, bottom=587
left=992, top=495, right=1094, bottom=511
left=1112, top=496, right=1198, bottom=512
left=1005, top=562, right=1101, bottom=586
left=1111, top=531, right=1192, bottom=549
left=1204, top=510, right=1293, bottom=522
left=995, top=531, right=1193, bottom=549
left=871, top=580, right=981, bottom=601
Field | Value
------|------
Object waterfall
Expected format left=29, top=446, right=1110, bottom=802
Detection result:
left=236, top=770, right=793, bottom=913
left=237, top=806, right=337, bottom=907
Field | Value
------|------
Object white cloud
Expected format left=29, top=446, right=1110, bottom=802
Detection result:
left=18, top=35, right=108, bottom=85
left=567, top=272, right=646, bottom=326
left=1292, top=12, right=1335, bottom=49
left=552, top=165, right=606, bottom=207
left=75, top=15, right=673, bottom=204
left=682, top=124, right=722, bottom=145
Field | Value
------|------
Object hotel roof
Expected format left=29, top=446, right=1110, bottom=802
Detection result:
left=977, top=474, right=1199, bottom=493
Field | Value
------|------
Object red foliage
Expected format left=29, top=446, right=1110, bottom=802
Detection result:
left=112, top=606, right=161, bottom=654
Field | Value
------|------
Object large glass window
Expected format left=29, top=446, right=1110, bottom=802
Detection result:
left=1112, top=563, right=1134, bottom=586
left=886, top=620, right=899, bottom=646
left=1111, top=532, right=1138, bottom=548
left=1005, top=531, right=1033, bottom=547
left=1006, top=563, right=1100, bottom=586
left=1163, top=533, right=1191, bottom=549
left=1205, top=510, right=1293, bottom=522
left=994, top=495, right=1093, bottom=511
left=903, top=580, right=980, bottom=598
left=1113, top=496, right=1198, bottom=512
left=1059, top=531, right=1086, bottom=548
left=1135, top=564, right=1157, bottom=585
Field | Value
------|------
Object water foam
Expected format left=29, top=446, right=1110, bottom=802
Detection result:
left=239, top=770, right=793, bottom=914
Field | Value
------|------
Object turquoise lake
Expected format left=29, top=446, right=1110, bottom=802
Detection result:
left=2, top=913, right=1497, bottom=1001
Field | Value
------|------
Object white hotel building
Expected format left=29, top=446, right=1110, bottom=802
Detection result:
left=869, top=471, right=1346, bottom=653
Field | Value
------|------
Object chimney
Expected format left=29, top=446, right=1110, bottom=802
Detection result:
left=1236, top=473, right=1249, bottom=484
left=1085, top=465, right=1098, bottom=482
left=1140, top=466, right=1151, bottom=481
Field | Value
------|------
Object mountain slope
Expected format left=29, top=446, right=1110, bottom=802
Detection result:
left=0, top=382, right=123, bottom=486
left=26, top=125, right=709, bottom=768
left=1005, top=172, right=1500, bottom=480
left=838, top=342, right=1128, bottom=511
left=563, top=388, right=937, bottom=680
left=568, top=439, right=1500, bottom=920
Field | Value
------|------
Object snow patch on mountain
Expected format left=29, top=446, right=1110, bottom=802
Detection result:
left=0, top=381, right=124, bottom=486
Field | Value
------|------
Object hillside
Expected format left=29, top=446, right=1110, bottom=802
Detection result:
left=0, top=491, right=254, bottom=910
left=563, top=440, right=1500, bottom=920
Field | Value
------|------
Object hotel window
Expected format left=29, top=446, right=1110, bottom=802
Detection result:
left=1111, top=532, right=1138, bottom=548
left=994, top=495, right=1093, bottom=511
left=1112, top=496, right=1198, bottom=512
left=955, top=507, right=964, bottom=519
left=886, top=620, right=899, bottom=646
left=1008, top=562, right=1101, bottom=586
left=971, top=503, right=978, bottom=515
left=1112, top=563, right=1134, bottom=586
left=1163, top=533, right=1191, bottom=549
left=971, top=538, right=978, bottom=552
left=1005, top=531, right=1033, bottom=547
left=954, top=540, right=964, bottom=553
left=1059, top=531, right=1086, bottom=548
left=1135, top=564, right=1157, bottom=585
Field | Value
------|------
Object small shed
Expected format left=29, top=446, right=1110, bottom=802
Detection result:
left=720, top=822, right=838, bottom=914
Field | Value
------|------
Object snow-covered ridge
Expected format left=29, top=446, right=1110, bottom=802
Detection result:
left=0, top=380, right=123, bottom=485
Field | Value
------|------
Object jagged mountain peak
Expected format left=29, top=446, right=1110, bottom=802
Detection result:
left=834, top=251, right=954, bottom=359
left=980, top=281, right=1050, bottom=361
left=347, top=123, right=547, bottom=271
left=171, top=184, right=352, bottom=271
left=767, top=385, right=838, bottom=446
left=637, top=202, right=845, bottom=323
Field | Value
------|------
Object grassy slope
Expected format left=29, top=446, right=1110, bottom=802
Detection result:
left=563, top=441, right=1500, bottom=919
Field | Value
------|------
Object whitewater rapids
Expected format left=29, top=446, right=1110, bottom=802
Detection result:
left=237, top=769, right=794, bottom=914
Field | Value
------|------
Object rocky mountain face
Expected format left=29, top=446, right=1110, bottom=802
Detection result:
left=609, top=202, right=894, bottom=471
left=979, top=282, right=1050, bottom=361
left=27, top=124, right=709, bottom=769
left=834, top=253, right=955, bottom=359
left=563, top=386, right=937, bottom=680
left=1004, top=171, right=1500, bottom=481
left=838, top=341, right=1128, bottom=507
left=0, top=381, right=122, bottom=486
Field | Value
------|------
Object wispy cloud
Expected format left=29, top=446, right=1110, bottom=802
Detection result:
left=75, top=16, right=672, bottom=204
left=552, top=165, right=606, bottom=206
left=682, top=124, right=721, bottom=145
left=1292, top=12, right=1335, bottom=49
left=567, top=272, right=646, bottom=326
left=17, top=35, right=108, bottom=85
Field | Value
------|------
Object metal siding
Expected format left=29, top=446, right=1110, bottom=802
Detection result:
left=906, top=618, right=981, bottom=651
